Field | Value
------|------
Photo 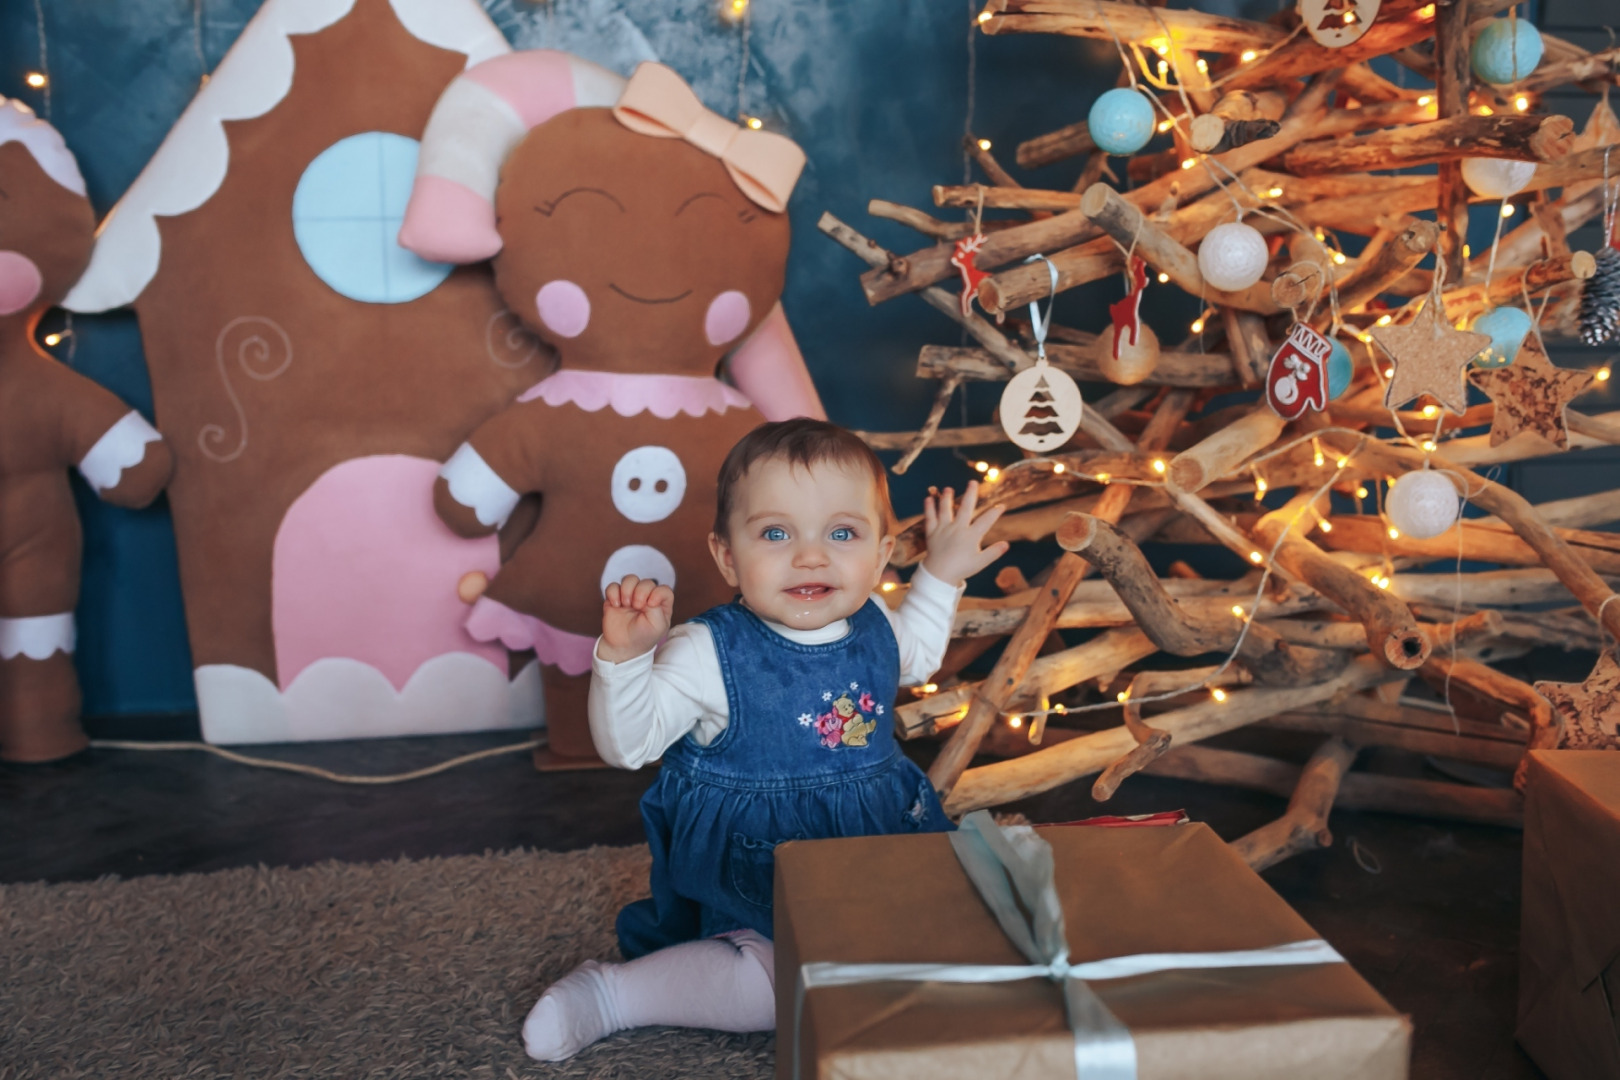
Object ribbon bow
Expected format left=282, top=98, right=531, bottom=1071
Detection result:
left=795, top=812, right=1347, bottom=1080
left=612, top=62, right=806, bottom=214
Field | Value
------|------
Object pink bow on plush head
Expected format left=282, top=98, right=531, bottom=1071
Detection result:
left=612, top=62, right=805, bottom=214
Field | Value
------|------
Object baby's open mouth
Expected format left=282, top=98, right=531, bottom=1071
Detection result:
left=609, top=283, right=692, bottom=305
left=786, top=584, right=835, bottom=600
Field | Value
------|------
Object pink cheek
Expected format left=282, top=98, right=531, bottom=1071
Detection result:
left=0, top=251, right=43, bottom=317
left=704, top=290, right=751, bottom=347
left=535, top=280, right=591, bottom=338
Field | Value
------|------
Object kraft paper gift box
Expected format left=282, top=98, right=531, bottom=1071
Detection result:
left=1518, top=750, right=1620, bottom=1079
left=774, top=817, right=1410, bottom=1080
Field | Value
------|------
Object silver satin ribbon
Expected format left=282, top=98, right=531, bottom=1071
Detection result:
left=793, top=811, right=1346, bottom=1080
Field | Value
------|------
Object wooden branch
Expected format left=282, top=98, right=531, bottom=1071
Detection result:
left=935, top=185, right=1081, bottom=212
left=1391, top=567, right=1620, bottom=607
left=1515, top=46, right=1620, bottom=95
left=1326, top=219, right=1440, bottom=320
left=1075, top=182, right=1282, bottom=315
left=1261, top=711, right=1522, bottom=770
left=1252, top=497, right=1433, bottom=670
left=1220, top=307, right=1270, bottom=388
left=1493, top=184, right=1608, bottom=267
left=855, top=73, right=1339, bottom=306
left=967, top=136, right=1023, bottom=191
left=892, top=374, right=962, bottom=475
left=1093, top=666, right=1255, bottom=801
left=980, top=0, right=1287, bottom=53
left=1231, top=737, right=1358, bottom=871
left=944, top=654, right=1402, bottom=814
left=867, top=199, right=1018, bottom=241
left=1433, top=0, right=1472, bottom=283
left=1284, top=114, right=1577, bottom=176
left=1240, top=169, right=1437, bottom=203
left=1313, top=514, right=1620, bottom=575
left=1016, top=118, right=1096, bottom=170
left=1166, top=406, right=1285, bottom=493
left=917, top=342, right=1237, bottom=388
left=1329, top=439, right=1620, bottom=642
left=857, top=424, right=1009, bottom=451
left=1058, top=511, right=1349, bottom=685
left=955, top=577, right=1328, bottom=638
left=1222, top=0, right=1442, bottom=92
left=1189, top=115, right=1280, bottom=155
left=1568, top=410, right=1620, bottom=444
left=1140, top=743, right=1524, bottom=827
left=1431, top=252, right=1596, bottom=322
left=1212, top=90, right=1287, bottom=122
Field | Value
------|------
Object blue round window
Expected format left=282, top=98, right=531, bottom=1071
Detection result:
left=292, top=132, right=452, bottom=304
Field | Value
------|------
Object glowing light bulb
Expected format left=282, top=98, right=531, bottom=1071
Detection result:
left=1384, top=368, right=1394, bottom=378
left=1418, top=3, right=1435, bottom=15
left=1053, top=463, right=1066, bottom=474
left=1095, top=472, right=1111, bottom=483
left=1598, top=367, right=1612, bottom=382
left=1249, top=551, right=1264, bottom=564
left=881, top=581, right=897, bottom=592
left=1421, top=404, right=1438, bottom=418
left=985, top=467, right=1001, bottom=482
left=920, top=683, right=939, bottom=695
left=1421, top=440, right=1437, bottom=452
left=43, top=333, right=62, bottom=346
left=1501, top=204, right=1515, bottom=218
left=977, top=9, right=992, bottom=22
left=1152, top=459, right=1167, bottom=474
left=1515, top=95, right=1530, bottom=112
left=745, top=116, right=763, bottom=130
left=1342, top=9, right=1355, bottom=21
left=1478, top=105, right=1494, bottom=116
left=977, top=138, right=992, bottom=151
left=1375, top=575, right=1391, bottom=590
left=1158, top=60, right=1170, bottom=77
left=1462, top=245, right=1471, bottom=258
left=1232, top=605, right=1245, bottom=617
left=1336, top=457, right=1349, bottom=468
left=1255, top=478, right=1268, bottom=494
left=1195, top=58, right=1209, bottom=73
left=1332, top=252, right=1347, bottom=264
left=1417, top=94, right=1433, bottom=106
left=1116, top=690, right=1130, bottom=703
left=725, top=0, right=749, bottom=17
left=1180, top=157, right=1196, bottom=170
left=1212, top=688, right=1228, bottom=702
left=1190, top=318, right=1205, bottom=333
left=1008, top=715, right=1023, bottom=728
left=1376, top=314, right=1393, bottom=326
left=1355, top=486, right=1369, bottom=499
left=24, top=72, right=45, bottom=89
left=1357, top=331, right=1373, bottom=343
left=1157, top=119, right=1174, bottom=133
left=1157, top=272, right=1170, bottom=283
left=1314, top=449, right=1326, bottom=468
left=975, top=461, right=989, bottom=473
left=1267, top=186, right=1283, bottom=198
left=1149, top=37, right=1168, bottom=55
left=1387, top=526, right=1400, bottom=539
left=1319, top=519, right=1334, bottom=533
left=1241, top=50, right=1257, bottom=62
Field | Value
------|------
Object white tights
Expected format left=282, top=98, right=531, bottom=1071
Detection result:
left=522, top=930, right=776, bottom=1061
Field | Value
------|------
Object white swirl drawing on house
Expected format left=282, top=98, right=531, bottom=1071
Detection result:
left=199, top=315, right=294, bottom=463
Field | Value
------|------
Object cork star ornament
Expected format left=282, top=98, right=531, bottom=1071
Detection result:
left=1535, top=651, right=1620, bottom=750
left=1370, top=294, right=1491, bottom=415
left=1470, top=334, right=1595, bottom=449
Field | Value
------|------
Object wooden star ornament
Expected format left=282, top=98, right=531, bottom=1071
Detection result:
left=1536, top=651, right=1620, bottom=750
left=1371, top=298, right=1491, bottom=415
left=1470, top=334, right=1595, bottom=450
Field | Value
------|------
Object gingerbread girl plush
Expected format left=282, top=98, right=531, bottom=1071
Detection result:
left=0, top=98, right=173, bottom=762
left=401, top=53, right=823, bottom=765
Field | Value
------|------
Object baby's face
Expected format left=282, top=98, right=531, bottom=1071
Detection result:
left=708, top=457, right=895, bottom=631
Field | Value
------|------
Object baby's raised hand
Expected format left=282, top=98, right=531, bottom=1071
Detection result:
left=600, top=574, right=674, bottom=663
left=920, top=481, right=1009, bottom=587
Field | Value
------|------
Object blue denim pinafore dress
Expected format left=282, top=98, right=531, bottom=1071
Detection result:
left=615, top=597, right=953, bottom=959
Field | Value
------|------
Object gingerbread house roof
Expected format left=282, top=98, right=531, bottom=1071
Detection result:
left=63, top=0, right=508, bottom=314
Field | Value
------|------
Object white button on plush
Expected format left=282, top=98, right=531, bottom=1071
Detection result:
left=600, top=545, right=678, bottom=596
left=610, top=446, right=687, bottom=523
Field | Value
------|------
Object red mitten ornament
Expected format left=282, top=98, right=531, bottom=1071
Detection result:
left=1266, top=322, right=1332, bottom=420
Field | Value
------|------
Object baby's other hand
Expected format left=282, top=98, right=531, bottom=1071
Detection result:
left=919, top=481, right=1009, bottom=587
left=600, top=575, right=674, bottom=663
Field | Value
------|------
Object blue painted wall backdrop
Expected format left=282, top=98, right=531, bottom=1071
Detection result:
left=0, top=0, right=1566, bottom=715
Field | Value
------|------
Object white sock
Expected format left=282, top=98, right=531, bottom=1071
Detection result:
left=522, top=931, right=776, bottom=1061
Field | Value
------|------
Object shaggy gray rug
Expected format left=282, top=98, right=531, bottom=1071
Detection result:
left=0, top=846, right=774, bottom=1079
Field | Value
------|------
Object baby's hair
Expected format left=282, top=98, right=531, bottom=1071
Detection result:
left=713, top=418, right=892, bottom=538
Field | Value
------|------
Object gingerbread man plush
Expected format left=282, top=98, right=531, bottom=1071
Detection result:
left=401, top=53, right=823, bottom=765
left=0, top=98, right=173, bottom=762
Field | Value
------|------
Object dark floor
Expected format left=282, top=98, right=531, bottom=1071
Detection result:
left=2, top=713, right=1543, bottom=1080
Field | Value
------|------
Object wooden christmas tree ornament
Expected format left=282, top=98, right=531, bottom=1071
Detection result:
left=1470, top=334, right=1596, bottom=449
left=1534, top=651, right=1620, bottom=750
left=1371, top=297, right=1492, bottom=415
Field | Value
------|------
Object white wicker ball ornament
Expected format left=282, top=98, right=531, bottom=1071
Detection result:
left=1460, top=157, right=1537, bottom=199
left=1197, top=222, right=1270, bottom=292
left=1386, top=470, right=1461, bottom=540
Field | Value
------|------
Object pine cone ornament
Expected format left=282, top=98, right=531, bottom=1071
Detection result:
left=1580, top=245, right=1620, bottom=346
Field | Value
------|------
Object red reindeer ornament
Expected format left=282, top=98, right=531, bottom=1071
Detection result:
left=0, top=99, right=173, bottom=761
left=401, top=54, right=823, bottom=766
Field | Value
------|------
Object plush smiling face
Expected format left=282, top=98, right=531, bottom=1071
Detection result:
left=0, top=140, right=94, bottom=322
left=491, top=109, right=791, bottom=377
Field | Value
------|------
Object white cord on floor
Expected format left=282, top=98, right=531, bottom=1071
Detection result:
left=88, top=737, right=545, bottom=785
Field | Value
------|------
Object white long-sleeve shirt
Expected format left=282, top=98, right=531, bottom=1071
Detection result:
left=588, top=567, right=963, bottom=770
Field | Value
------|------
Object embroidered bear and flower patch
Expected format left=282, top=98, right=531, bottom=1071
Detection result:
left=797, top=680, right=884, bottom=749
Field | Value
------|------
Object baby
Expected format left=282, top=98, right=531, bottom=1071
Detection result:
left=523, top=418, right=1006, bottom=1060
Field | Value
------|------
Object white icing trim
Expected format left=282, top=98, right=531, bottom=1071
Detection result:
left=569, top=55, right=627, bottom=107
left=62, top=0, right=511, bottom=314
left=0, top=97, right=86, bottom=196
left=415, top=76, right=526, bottom=200
left=0, top=613, right=76, bottom=660
left=195, top=654, right=541, bottom=744
left=77, top=410, right=162, bottom=493
left=439, top=443, right=521, bottom=528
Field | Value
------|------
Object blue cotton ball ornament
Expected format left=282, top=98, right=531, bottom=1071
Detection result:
left=1470, top=18, right=1543, bottom=86
left=1089, top=88, right=1156, bottom=156
left=1471, top=306, right=1533, bottom=368
left=1326, top=337, right=1354, bottom=399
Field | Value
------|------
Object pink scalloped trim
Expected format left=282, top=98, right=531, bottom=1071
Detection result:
left=516, top=368, right=753, bottom=418
left=465, top=595, right=595, bottom=676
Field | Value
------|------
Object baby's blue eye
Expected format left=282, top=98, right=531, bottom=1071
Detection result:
left=763, top=526, right=789, bottom=542
left=830, top=526, right=856, bottom=542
